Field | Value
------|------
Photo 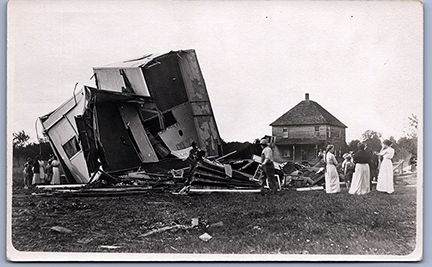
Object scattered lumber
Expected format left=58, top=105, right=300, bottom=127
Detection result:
left=189, top=188, right=261, bottom=194
left=139, top=224, right=193, bottom=237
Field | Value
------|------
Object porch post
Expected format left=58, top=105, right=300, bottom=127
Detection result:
left=293, top=145, right=295, bottom=161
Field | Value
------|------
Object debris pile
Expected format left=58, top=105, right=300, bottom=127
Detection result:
left=189, top=159, right=260, bottom=189
left=39, top=50, right=222, bottom=185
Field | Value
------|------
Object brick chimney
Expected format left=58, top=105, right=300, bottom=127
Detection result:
left=305, top=93, right=310, bottom=101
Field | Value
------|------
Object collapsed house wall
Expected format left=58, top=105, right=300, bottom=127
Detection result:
left=39, top=89, right=90, bottom=183
left=93, top=50, right=222, bottom=157
left=40, top=50, right=222, bottom=183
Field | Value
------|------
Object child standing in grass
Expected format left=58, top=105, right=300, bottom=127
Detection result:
left=23, top=158, right=33, bottom=189
left=342, top=153, right=355, bottom=190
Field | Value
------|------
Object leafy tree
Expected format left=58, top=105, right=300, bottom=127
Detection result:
left=392, top=115, right=418, bottom=164
left=407, top=114, right=418, bottom=138
left=13, top=131, right=31, bottom=166
left=398, top=136, right=417, bottom=155
left=12, top=130, right=54, bottom=167
left=362, top=130, right=382, bottom=152
left=347, top=139, right=361, bottom=153
left=12, top=130, right=30, bottom=149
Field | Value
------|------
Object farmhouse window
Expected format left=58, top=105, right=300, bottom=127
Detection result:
left=63, top=136, right=81, bottom=159
left=283, top=127, right=288, bottom=138
left=314, top=126, right=320, bottom=136
left=282, top=149, right=290, bottom=157
left=327, top=127, right=331, bottom=138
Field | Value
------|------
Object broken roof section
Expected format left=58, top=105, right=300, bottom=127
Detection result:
left=40, top=49, right=222, bottom=184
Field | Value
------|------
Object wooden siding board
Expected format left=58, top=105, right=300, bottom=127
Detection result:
left=177, top=51, right=209, bottom=102
left=177, top=51, right=221, bottom=157
left=158, top=103, right=199, bottom=151
left=123, top=68, right=151, bottom=97
left=118, top=103, right=159, bottom=163
left=142, top=55, right=189, bottom=112
left=93, top=68, right=125, bottom=92
left=45, top=117, right=89, bottom=183
left=194, top=116, right=220, bottom=157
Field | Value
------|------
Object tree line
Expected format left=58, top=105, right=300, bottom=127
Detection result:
left=12, top=130, right=53, bottom=167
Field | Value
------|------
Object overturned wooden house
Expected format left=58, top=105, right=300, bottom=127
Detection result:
left=39, top=50, right=222, bottom=184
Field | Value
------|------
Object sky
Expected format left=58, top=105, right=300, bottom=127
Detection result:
left=7, top=0, right=423, bottom=144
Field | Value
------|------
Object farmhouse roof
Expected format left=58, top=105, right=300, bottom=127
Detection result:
left=270, top=93, right=347, bottom=128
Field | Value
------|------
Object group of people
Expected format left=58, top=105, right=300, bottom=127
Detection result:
left=324, top=140, right=395, bottom=195
left=23, top=154, right=61, bottom=188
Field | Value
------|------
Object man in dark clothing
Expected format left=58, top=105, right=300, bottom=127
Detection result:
left=348, top=143, right=372, bottom=195
left=365, top=144, right=379, bottom=189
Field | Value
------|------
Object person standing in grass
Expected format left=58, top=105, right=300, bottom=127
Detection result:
left=50, top=155, right=61, bottom=185
left=349, top=143, right=371, bottom=195
left=38, top=157, right=47, bottom=184
left=259, top=139, right=278, bottom=193
left=376, top=139, right=395, bottom=194
left=23, top=157, right=33, bottom=189
left=324, top=144, right=340, bottom=193
left=342, top=153, right=355, bottom=190
left=31, top=155, right=41, bottom=185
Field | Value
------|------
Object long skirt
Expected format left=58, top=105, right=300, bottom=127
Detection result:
left=32, top=173, right=40, bottom=185
left=50, top=167, right=61, bottom=185
left=39, top=166, right=45, bottom=183
left=377, top=159, right=394, bottom=193
left=325, top=164, right=340, bottom=193
left=349, top=163, right=370, bottom=195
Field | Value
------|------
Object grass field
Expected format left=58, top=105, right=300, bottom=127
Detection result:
left=9, top=166, right=419, bottom=257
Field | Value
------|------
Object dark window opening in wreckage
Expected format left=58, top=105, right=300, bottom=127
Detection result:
left=62, top=136, right=81, bottom=159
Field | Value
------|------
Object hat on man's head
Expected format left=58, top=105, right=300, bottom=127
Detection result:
left=259, top=139, right=269, bottom=145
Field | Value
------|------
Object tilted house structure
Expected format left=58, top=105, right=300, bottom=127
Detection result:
left=270, top=93, right=347, bottom=163
left=39, top=50, right=222, bottom=183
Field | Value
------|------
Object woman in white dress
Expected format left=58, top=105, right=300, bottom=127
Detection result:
left=376, top=139, right=395, bottom=194
left=324, top=145, right=340, bottom=193
left=38, top=158, right=46, bottom=184
left=349, top=143, right=371, bottom=195
left=50, top=156, right=61, bottom=185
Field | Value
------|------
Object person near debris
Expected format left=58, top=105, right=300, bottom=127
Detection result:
left=324, top=145, right=340, bottom=193
left=376, top=139, right=395, bottom=194
left=46, top=154, right=54, bottom=184
left=178, top=141, right=204, bottom=195
left=50, top=155, right=61, bottom=185
left=23, top=157, right=33, bottom=189
left=365, top=143, right=379, bottom=187
left=32, top=156, right=41, bottom=185
left=259, top=139, right=278, bottom=193
left=38, top=157, right=47, bottom=184
left=342, top=153, right=355, bottom=190
left=186, top=142, right=203, bottom=175
left=349, top=143, right=371, bottom=195
left=189, top=142, right=202, bottom=161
